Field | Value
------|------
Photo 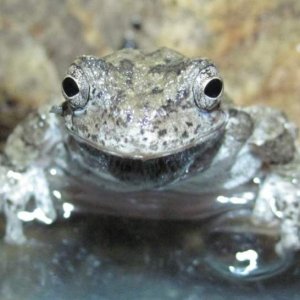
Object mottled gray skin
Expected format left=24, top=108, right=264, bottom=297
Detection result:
left=62, top=49, right=225, bottom=159
left=60, top=48, right=226, bottom=187
left=0, top=48, right=299, bottom=256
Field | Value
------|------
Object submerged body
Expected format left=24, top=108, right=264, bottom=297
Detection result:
left=0, top=48, right=299, bottom=259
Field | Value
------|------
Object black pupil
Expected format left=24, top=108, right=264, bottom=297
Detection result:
left=62, top=77, right=79, bottom=97
left=204, top=78, right=223, bottom=98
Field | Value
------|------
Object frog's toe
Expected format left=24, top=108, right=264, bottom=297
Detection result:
left=203, top=210, right=293, bottom=280
left=275, top=221, right=300, bottom=256
left=4, top=229, right=26, bottom=245
left=3, top=205, right=27, bottom=244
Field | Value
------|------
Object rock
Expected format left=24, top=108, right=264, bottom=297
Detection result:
left=0, top=28, right=60, bottom=145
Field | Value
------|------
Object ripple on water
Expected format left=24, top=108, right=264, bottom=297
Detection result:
left=203, top=210, right=294, bottom=280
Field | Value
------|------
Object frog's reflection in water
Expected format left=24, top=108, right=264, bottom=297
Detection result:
left=0, top=206, right=297, bottom=300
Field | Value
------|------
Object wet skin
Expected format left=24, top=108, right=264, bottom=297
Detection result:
left=0, top=48, right=299, bottom=258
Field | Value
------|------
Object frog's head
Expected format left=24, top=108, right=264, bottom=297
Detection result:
left=58, top=48, right=227, bottom=161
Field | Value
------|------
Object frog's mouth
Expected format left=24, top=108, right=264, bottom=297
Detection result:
left=63, top=107, right=228, bottom=188
left=67, top=119, right=227, bottom=188
left=66, top=109, right=228, bottom=160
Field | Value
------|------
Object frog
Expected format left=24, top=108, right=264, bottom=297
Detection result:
left=0, top=47, right=299, bottom=260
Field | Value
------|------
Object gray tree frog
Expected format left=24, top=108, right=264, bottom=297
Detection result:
left=0, top=48, right=299, bottom=258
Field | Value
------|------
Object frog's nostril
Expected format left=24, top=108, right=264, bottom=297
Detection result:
left=62, top=77, right=80, bottom=97
left=204, top=78, right=223, bottom=98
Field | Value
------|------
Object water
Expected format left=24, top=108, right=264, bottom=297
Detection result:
left=204, top=210, right=294, bottom=280
left=1, top=153, right=300, bottom=299
left=0, top=213, right=299, bottom=300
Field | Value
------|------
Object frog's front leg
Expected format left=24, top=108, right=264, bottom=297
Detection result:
left=0, top=107, right=63, bottom=243
left=253, top=172, right=300, bottom=255
left=245, top=106, right=300, bottom=255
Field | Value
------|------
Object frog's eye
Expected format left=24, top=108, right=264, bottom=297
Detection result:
left=204, top=78, right=223, bottom=99
left=193, top=66, right=223, bottom=111
left=62, top=66, right=90, bottom=109
left=62, top=77, right=79, bottom=97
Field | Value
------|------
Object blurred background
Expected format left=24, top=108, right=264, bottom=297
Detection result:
left=0, top=0, right=300, bottom=146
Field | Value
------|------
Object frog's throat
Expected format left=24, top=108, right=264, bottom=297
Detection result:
left=66, top=127, right=225, bottom=188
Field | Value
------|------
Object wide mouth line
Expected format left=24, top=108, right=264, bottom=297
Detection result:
left=66, top=111, right=228, bottom=160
